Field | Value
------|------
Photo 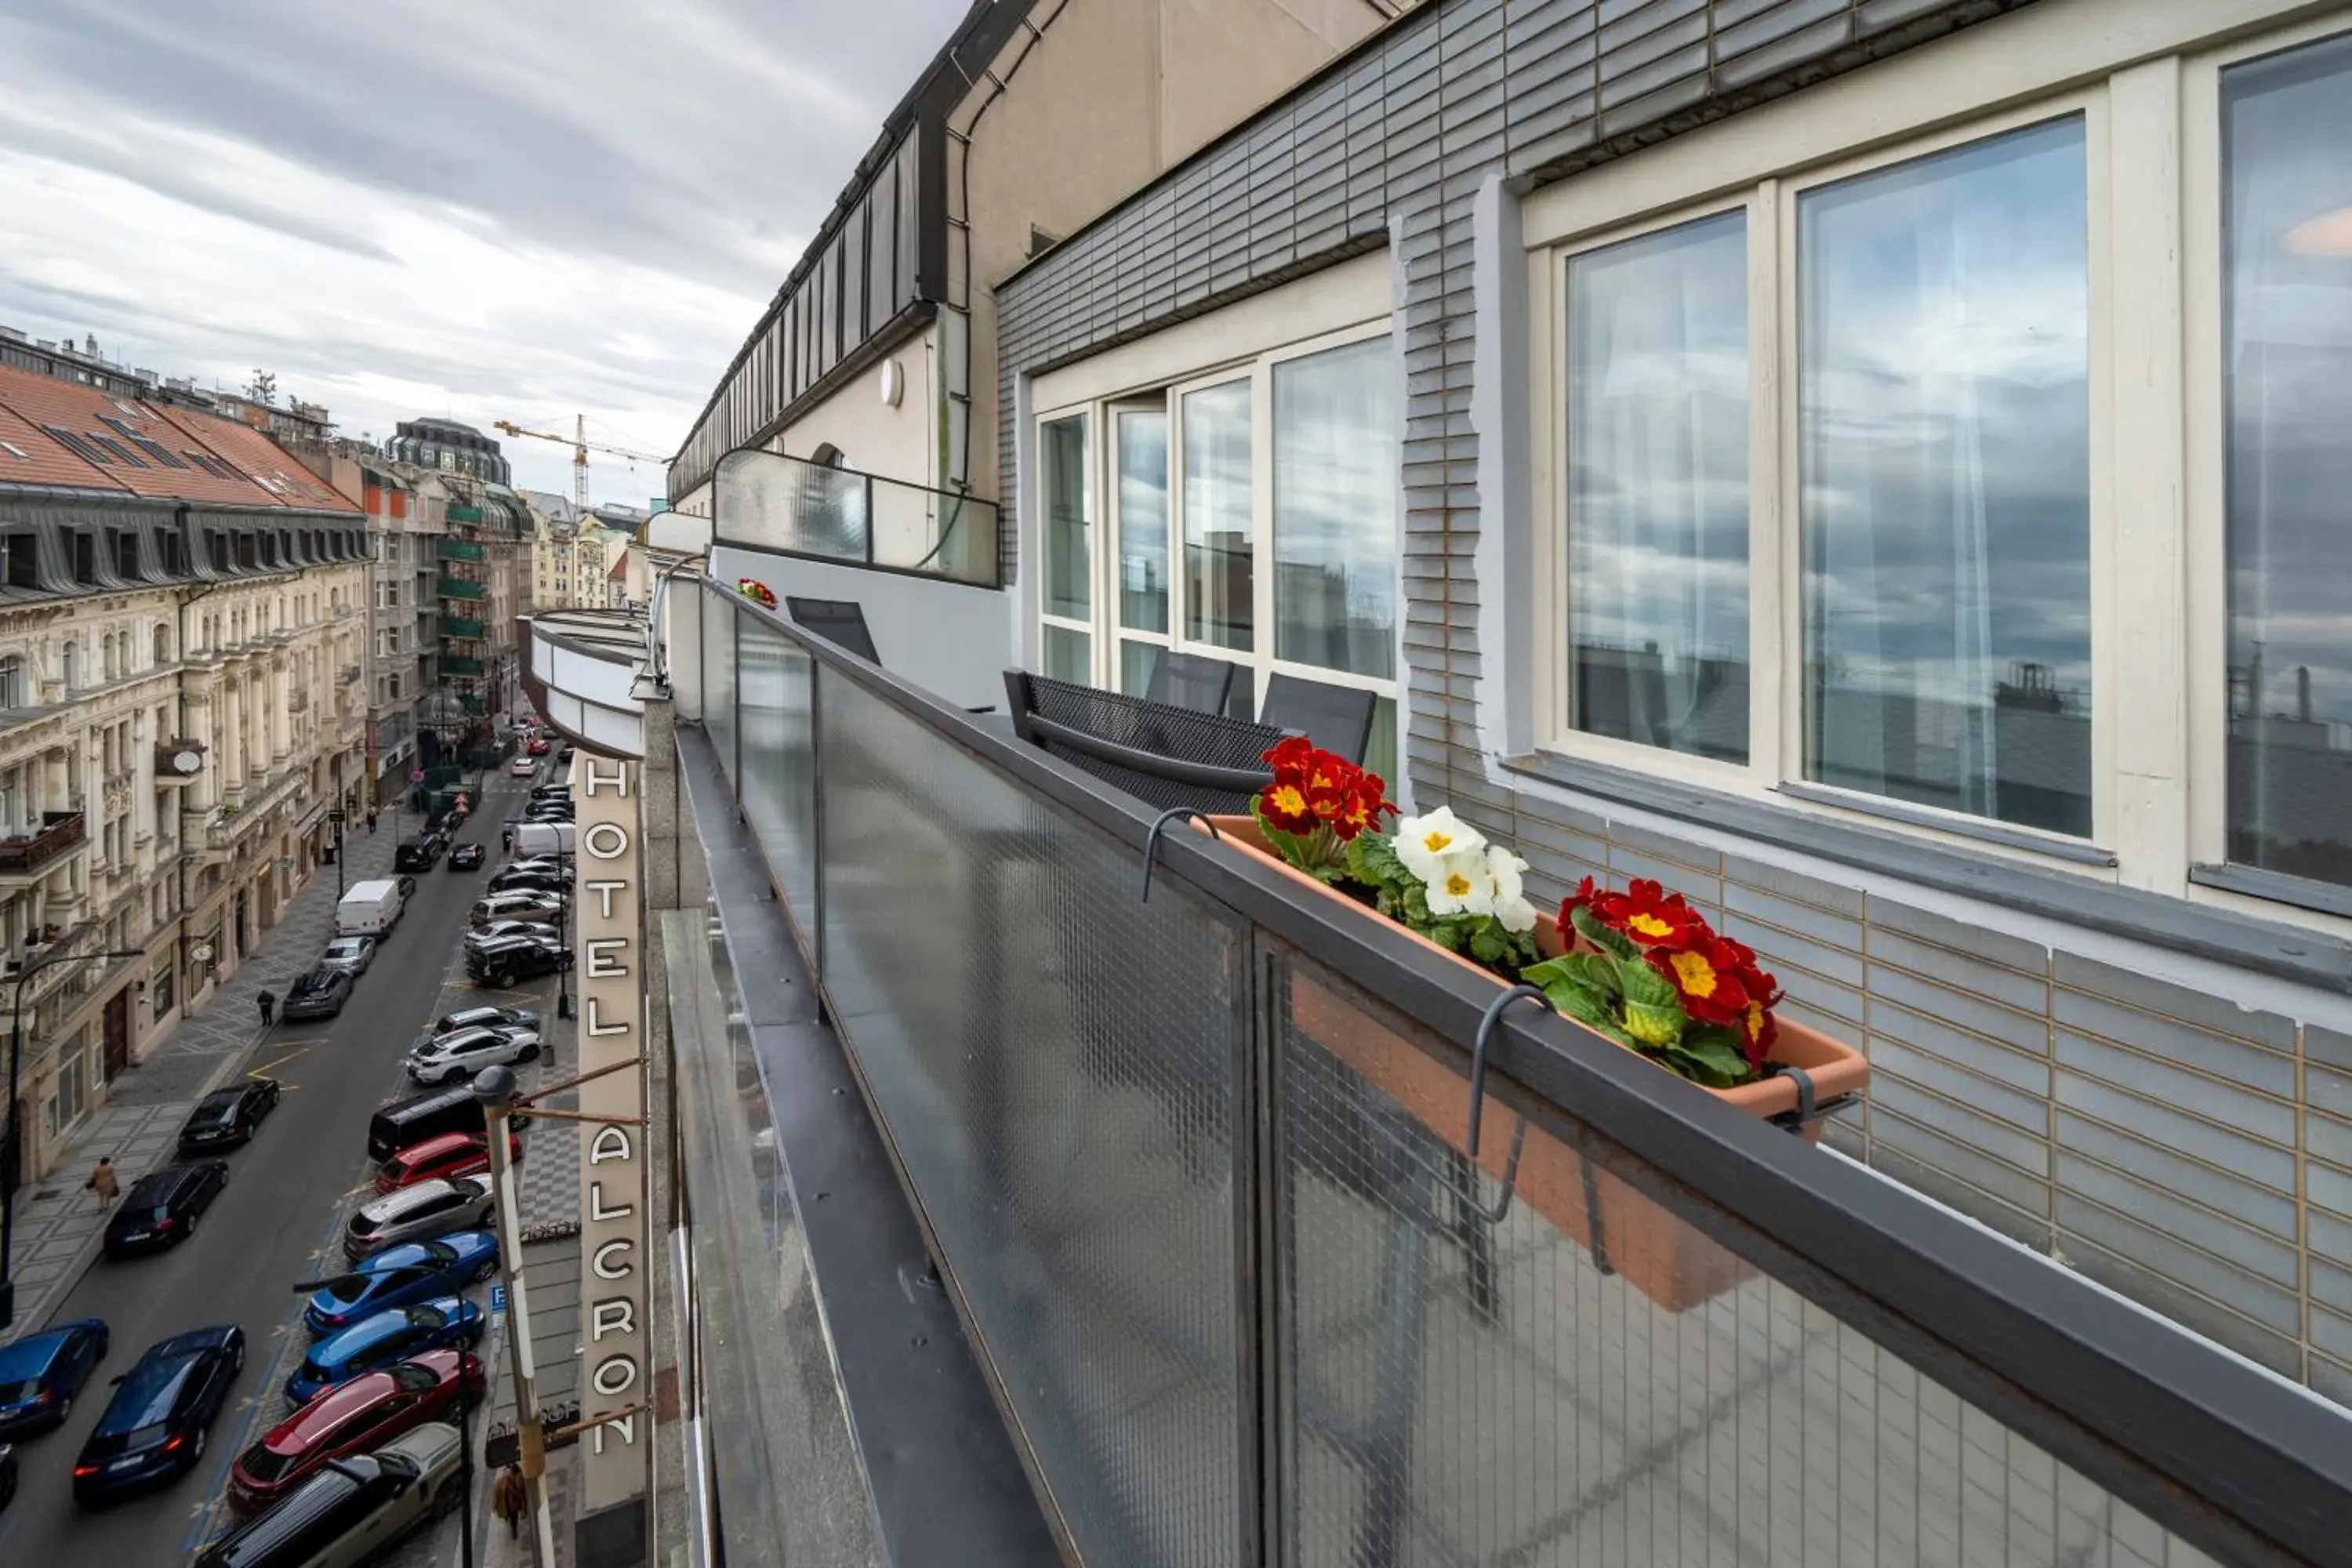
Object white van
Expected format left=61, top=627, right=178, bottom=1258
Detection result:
left=336, top=879, right=405, bottom=937
left=510, top=821, right=575, bottom=858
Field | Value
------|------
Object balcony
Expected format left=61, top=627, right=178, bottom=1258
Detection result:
left=439, top=615, right=487, bottom=640
left=437, top=576, right=488, bottom=601
left=0, top=811, right=85, bottom=880
left=713, top=447, right=999, bottom=588
left=445, top=504, right=485, bottom=527
left=665, top=578, right=2352, bottom=1568
left=441, top=656, right=485, bottom=677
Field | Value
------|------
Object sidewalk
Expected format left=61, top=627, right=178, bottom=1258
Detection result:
left=7, top=818, right=406, bottom=1331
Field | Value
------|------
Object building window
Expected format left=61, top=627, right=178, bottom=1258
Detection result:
left=150, top=956, right=173, bottom=1015
left=154, top=624, right=169, bottom=665
left=0, top=655, right=21, bottom=710
left=61, top=640, right=80, bottom=692
left=2222, top=29, right=2352, bottom=891
left=1272, top=336, right=1399, bottom=683
left=1565, top=211, right=1749, bottom=763
left=1181, top=379, right=1253, bottom=654
left=1038, top=413, right=1091, bottom=680
left=1114, top=408, right=1171, bottom=694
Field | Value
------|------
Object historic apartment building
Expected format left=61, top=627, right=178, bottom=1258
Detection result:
left=0, top=359, right=367, bottom=1179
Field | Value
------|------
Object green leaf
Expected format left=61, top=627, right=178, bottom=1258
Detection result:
left=1570, top=904, right=1641, bottom=963
left=1534, top=973, right=1612, bottom=1027
left=1613, top=952, right=1680, bottom=1011
left=1621, top=996, right=1686, bottom=1050
left=1468, top=921, right=1509, bottom=963
left=1552, top=950, right=1621, bottom=998
left=1662, top=1032, right=1753, bottom=1089
left=1346, top=831, right=1410, bottom=889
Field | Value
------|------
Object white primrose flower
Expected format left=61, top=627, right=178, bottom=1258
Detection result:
left=1485, top=845, right=1537, bottom=934
left=1422, top=848, right=1497, bottom=917
left=1394, top=806, right=1486, bottom=885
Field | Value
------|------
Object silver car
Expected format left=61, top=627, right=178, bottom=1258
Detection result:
left=318, top=935, right=376, bottom=977
left=195, top=1422, right=462, bottom=1567
left=406, top=1025, right=541, bottom=1086
left=343, top=1176, right=495, bottom=1262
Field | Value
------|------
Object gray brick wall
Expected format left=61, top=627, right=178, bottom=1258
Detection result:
left=993, top=0, right=2352, bottom=1403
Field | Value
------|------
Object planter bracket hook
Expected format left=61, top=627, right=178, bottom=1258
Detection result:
left=1139, top=808, right=1218, bottom=903
left=1450, top=984, right=1548, bottom=1225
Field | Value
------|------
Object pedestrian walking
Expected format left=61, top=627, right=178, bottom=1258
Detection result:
left=85, top=1156, right=118, bottom=1210
left=492, top=1463, right=528, bottom=1539
left=365, top=808, right=378, bottom=834
left=257, top=988, right=276, bottom=1028
left=501, top=827, right=514, bottom=856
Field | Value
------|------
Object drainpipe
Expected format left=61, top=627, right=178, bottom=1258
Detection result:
left=176, top=517, right=224, bottom=997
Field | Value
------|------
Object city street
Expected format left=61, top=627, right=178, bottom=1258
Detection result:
left=0, top=765, right=548, bottom=1566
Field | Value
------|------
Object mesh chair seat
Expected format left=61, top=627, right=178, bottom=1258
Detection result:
left=1260, top=673, right=1377, bottom=766
left=786, top=597, right=881, bottom=663
left=1145, top=650, right=1241, bottom=716
left=1006, top=670, right=1289, bottom=815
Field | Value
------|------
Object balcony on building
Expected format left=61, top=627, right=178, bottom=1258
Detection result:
left=0, top=811, right=86, bottom=883
left=521, top=575, right=2352, bottom=1568
left=437, top=576, right=488, bottom=601
left=439, top=615, right=486, bottom=640
left=437, top=537, right=487, bottom=562
left=441, top=655, right=485, bottom=677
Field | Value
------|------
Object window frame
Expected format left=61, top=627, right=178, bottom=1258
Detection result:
left=1032, top=404, right=1096, bottom=683
left=1528, top=88, right=2118, bottom=866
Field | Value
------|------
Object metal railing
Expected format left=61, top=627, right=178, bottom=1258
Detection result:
left=0, top=812, right=85, bottom=875
left=712, top=447, right=1000, bottom=589
left=683, top=575, right=2352, bottom=1568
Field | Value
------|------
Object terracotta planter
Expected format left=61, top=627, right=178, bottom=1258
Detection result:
left=1203, top=815, right=1869, bottom=1312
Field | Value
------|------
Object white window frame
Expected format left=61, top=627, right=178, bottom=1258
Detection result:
left=1033, top=405, right=1096, bottom=683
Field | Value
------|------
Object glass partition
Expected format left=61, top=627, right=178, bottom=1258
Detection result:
left=713, top=446, right=1001, bottom=588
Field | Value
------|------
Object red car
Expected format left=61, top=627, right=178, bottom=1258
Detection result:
left=227, top=1348, right=485, bottom=1514
left=375, top=1131, right=520, bottom=1195
left=526, top=737, right=550, bottom=756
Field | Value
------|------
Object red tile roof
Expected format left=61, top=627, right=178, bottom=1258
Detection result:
left=0, top=361, right=358, bottom=514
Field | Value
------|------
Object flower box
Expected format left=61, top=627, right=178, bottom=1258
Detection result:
left=1203, top=815, right=1868, bottom=1312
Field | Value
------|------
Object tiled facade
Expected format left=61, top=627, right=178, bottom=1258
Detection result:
left=993, top=0, right=2352, bottom=1401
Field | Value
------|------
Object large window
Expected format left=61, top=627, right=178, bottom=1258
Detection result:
left=1566, top=211, right=1749, bottom=762
left=2221, top=30, right=2352, bottom=891
left=1800, top=119, right=2092, bottom=837
left=1034, top=323, right=1402, bottom=783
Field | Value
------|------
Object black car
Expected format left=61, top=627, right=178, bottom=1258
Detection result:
left=281, top=968, right=353, bottom=1022
left=391, top=833, right=446, bottom=872
left=521, top=807, right=572, bottom=826
left=488, top=868, right=568, bottom=897
left=71, top=1325, right=244, bottom=1507
left=465, top=935, right=573, bottom=989
left=448, top=842, right=486, bottom=870
left=397, top=873, right=419, bottom=902
left=103, top=1161, right=230, bottom=1257
left=176, top=1079, right=283, bottom=1155
left=528, top=784, right=569, bottom=804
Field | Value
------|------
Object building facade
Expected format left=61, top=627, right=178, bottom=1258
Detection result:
left=0, top=361, right=366, bottom=1181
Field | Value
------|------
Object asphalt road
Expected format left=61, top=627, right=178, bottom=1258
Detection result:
left=0, top=767, right=543, bottom=1566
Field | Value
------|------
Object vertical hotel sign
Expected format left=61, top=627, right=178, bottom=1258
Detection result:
left=575, top=755, right=648, bottom=1508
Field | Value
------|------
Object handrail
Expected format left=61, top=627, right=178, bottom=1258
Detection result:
left=710, top=446, right=1000, bottom=589
left=689, top=577, right=2352, bottom=1568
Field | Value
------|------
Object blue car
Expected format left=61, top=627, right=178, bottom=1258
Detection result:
left=71, top=1323, right=243, bottom=1507
left=284, top=1298, right=485, bottom=1407
left=302, top=1232, right=499, bottom=1337
left=0, top=1317, right=108, bottom=1438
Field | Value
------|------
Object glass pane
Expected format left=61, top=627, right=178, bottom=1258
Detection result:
left=1117, top=638, right=1161, bottom=695
left=1272, top=338, right=1396, bottom=678
left=1116, top=410, right=1170, bottom=633
left=2223, top=32, right=2352, bottom=889
left=1183, top=379, right=1254, bottom=651
left=1043, top=625, right=1091, bottom=684
left=1799, top=118, right=2092, bottom=836
left=1040, top=415, right=1091, bottom=620
left=1567, top=213, right=1748, bottom=761
left=1366, top=694, right=1397, bottom=789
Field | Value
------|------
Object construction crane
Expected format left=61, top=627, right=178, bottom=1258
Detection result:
left=492, top=416, right=667, bottom=511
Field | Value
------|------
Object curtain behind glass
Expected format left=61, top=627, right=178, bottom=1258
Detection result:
left=1183, top=380, right=1253, bottom=651
left=1272, top=337, right=1397, bottom=679
left=1566, top=212, right=1749, bottom=762
left=1117, top=411, right=1170, bottom=634
left=1042, top=415, right=1091, bottom=622
left=1799, top=118, right=2092, bottom=837
left=2223, top=32, right=2352, bottom=890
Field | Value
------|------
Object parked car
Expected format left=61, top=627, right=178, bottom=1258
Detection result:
left=71, top=1324, right=244, bottom=1506
left=447, top=842, right=485, bottom=871
left=470, top=891, right=566, bottom=928
left=521, top=800, right=572, bottom=822
left=283, top=1300, right=485, bottom=1406
left=526, top=736, right=550, bottom=757
left=226, top=1352, right=482, bottom=1516
left=198, top=1422, right=464, bottom=1566
left=510, top=822, right=575, bottom=858
left=465, top=935, right=573, bottom=989
left=366, top=1086, right=525, bottom=1164
left=528, top=783, right=569, bottom=804
left=342, top=1177, right=495, bottom=1263
left=503, top=854, right=569, bottom=877
left=373, top=1135, right=517, bottom=1196
left=395, top=873, right=419, bottom=902
left=430, top=1004, right=541, bottom=1036
left=103, top=1160, right=230, bottom=1257
left=302, top=1232, right=501, bottom=1335
left=281, top=967, right=354, bottom=1021
left=488, top=867, right=568, bottom=897
left=465, top=920, right=560, bottom=953
left=507, top=755, right=539, bottom=778
left=407, top=1025, right=540, bottom=1085
left=334, top=880, right=404, bottom=938
left=176, top=1080, right=283, bottom=1156
left=390, top=835, right=445, bottom=873
left=0, top=1318, right=109, bottom=1437
left=318, top=935, right=376, bottom=977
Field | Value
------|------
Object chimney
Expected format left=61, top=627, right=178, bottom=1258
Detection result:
left=2299, top=666, right=2313, bottom=724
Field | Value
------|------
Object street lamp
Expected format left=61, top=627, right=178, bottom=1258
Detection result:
left=1, top=944, right=151, bottom=1327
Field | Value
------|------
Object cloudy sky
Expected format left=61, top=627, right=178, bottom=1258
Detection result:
left=0, top=0, right=968, bottom=504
